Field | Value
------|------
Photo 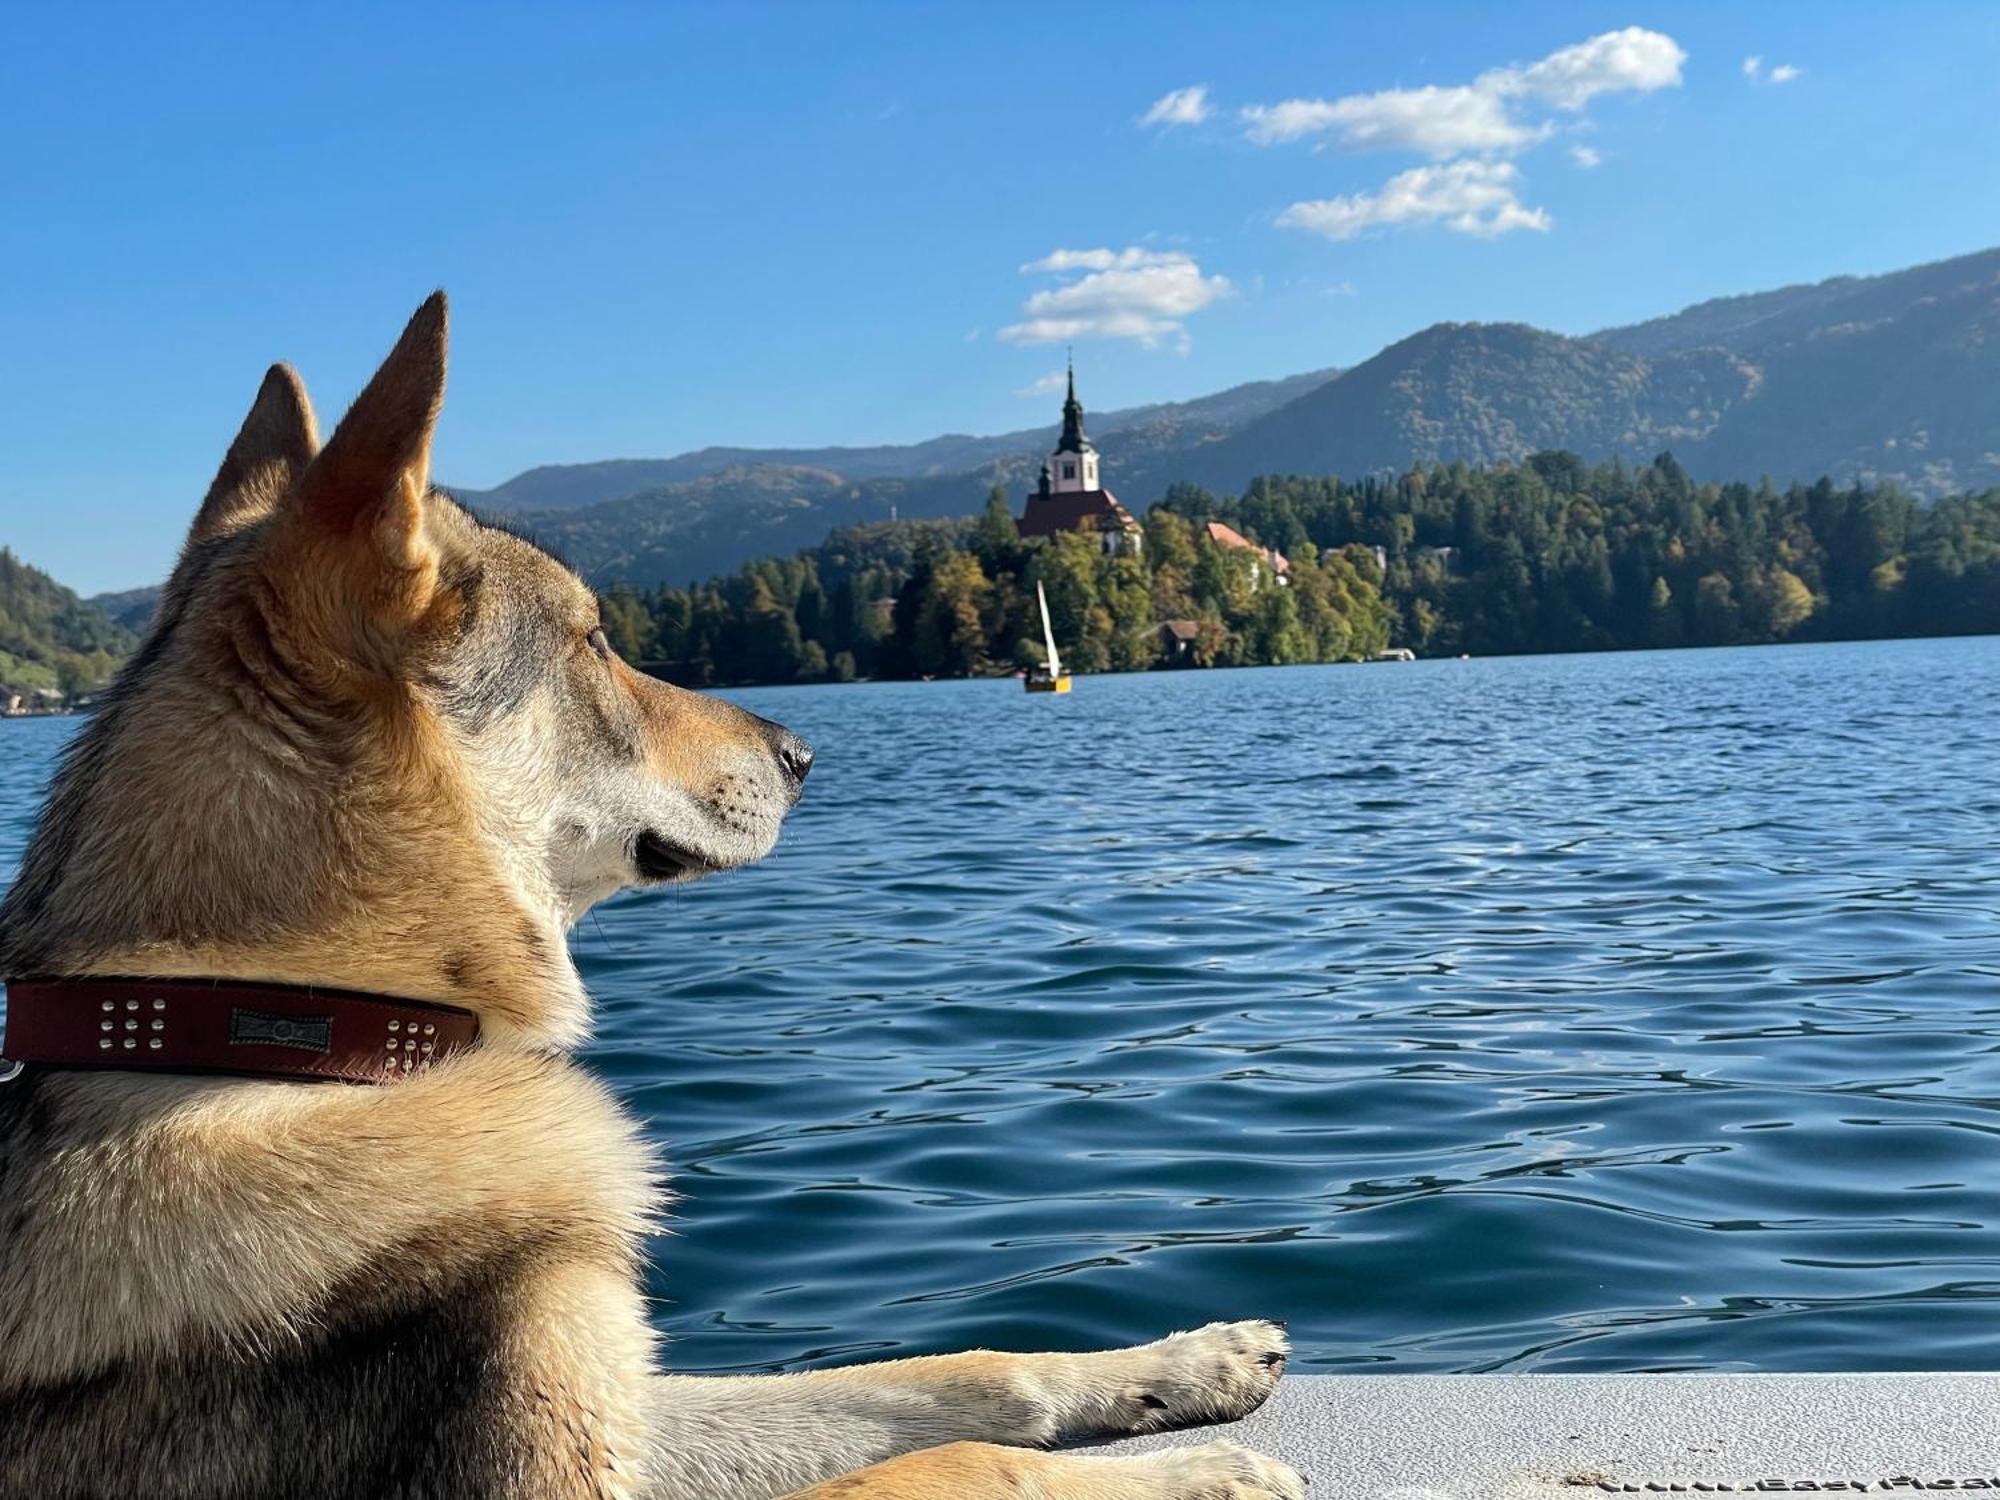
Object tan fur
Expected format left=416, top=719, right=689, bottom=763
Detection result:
left=788, top=1441, right=1306, bottom=1500
left=188, top=363, right=319, bottom=546
left=0, top=297, right=1299, bottom=1500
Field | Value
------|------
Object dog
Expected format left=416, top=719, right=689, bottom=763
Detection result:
left=0, top=296, right=1301, bottom=1499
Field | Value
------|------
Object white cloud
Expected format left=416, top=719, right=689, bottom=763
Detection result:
left=1015, top=371, right=1069, bottom=399
left=999, top=247, right=1233, bottom=349
left=1140, top=84, right=1213, bottom=128
left=1492, top=27, right=1685, bottom=110
left=1236, top=28, right=1681, bottom=249
left=1241, top=27, right=1682, bottom=157
left=1744, top=57, right=1803, bottom=86
left=1020, top=247, right=1187, bottom=274
left=1277, top=160, right=1551, bottom=241
left=1242, top=84, right=1540, bottom=156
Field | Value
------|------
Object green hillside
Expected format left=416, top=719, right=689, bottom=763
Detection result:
left=0, top=548, right=136, bottom=701
left=1156, top=324, right=1755, bottom=494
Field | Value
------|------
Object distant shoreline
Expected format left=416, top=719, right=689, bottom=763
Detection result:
left=683, top=629, right=2000, bottom=694
left=11, top=630, right=1994, bottom=713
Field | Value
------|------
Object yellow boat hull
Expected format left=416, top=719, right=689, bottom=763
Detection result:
left=1024, top=674, right=1072, bottom=694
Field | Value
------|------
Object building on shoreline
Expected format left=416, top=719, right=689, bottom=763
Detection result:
left=1203, top=520, right=1290, bottom=591
left=1016, top=363, right=1143, bottom=558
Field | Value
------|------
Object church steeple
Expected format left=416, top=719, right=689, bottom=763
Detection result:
left=1015, top=355, right=1141, bottom=559
left=1055, top=356, right=1093, bottom=455
left=1047, top=355, right=1100, bottom=493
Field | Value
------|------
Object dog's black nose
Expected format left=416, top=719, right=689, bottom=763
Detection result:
left=775, top=730, right=815, bottom=785
left=751, top=713, right=815, bottom=788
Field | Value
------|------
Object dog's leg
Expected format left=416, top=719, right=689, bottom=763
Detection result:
left=642, top=1321, right=1289, bottom=1500
left=782, top=1440, right=1306, bottom=1499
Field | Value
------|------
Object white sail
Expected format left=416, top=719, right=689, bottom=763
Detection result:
left=1036, top=580, right=1063, bottom=679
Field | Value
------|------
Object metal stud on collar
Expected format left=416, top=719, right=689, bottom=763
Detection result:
left=383, top=1016, right=444, bottom=1075
left=90, top=996, right=169, bottom=1055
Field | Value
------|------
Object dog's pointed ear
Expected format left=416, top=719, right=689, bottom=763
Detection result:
left=191, top=364, right=318, bottom=544
left=293, top=292, right=447, bottom=574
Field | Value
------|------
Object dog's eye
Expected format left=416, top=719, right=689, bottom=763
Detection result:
left=586, top=626, right=611, bottom=661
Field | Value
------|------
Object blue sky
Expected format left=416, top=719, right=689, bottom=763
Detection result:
left=3, top=3, right=1996, bottom=595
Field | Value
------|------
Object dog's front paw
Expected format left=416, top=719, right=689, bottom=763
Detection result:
left=1111, top=1319, right=1290, bottom=1434
left=1133, top=1439, right=1307, bottom=1498
left=1011, top=1319, right=1289, bottom=1445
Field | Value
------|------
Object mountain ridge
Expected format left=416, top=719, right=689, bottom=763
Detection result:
left=463, top=248, right=1998, bottom=529
left=450, top=367, right=1338, bottom=512
left=1145, top=322, right=1759, bottom=495
left=1591, top=246, right=2000, bottom=358
left=46, top=249, right=2000, bottom=601
left=489, top=248, right=1997, bottom=589
left=1163, top=249, right=2000, bottom=499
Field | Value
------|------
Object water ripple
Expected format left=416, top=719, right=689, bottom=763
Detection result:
left=4, top=637, right=1997, bottom=1375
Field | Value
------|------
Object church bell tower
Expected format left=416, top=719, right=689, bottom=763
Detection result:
left=1046, top=359, right=1100, bottom=495
left=1017, top=357, right=1141, bottom=557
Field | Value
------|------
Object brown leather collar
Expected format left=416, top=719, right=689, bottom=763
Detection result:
left=0, top=976, right=480, bottom=1084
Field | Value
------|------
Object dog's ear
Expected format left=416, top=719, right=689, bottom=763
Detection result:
left=291, top=292, right=447, bottom=580
left=191, top=364, right=318, bottom=545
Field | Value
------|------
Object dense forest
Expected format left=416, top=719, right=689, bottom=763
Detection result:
left=1163, top=452, right=2000, bottom=658
left=596, top=453, right=2000, bottom=687
left=0, top=548, right=135, bottom=701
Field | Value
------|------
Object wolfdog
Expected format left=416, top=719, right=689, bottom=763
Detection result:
left=0, top=296, right=1300, bottom=1499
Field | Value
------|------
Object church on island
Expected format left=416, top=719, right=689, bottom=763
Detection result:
left=1015, top=364, right=1143, bottom=557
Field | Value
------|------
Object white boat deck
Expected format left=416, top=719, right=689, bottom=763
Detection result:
left=1104, top=1373, right=2000, bottom=1496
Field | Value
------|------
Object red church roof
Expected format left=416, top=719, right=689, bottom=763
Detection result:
left=1019, top=488, right=1141, bottom=540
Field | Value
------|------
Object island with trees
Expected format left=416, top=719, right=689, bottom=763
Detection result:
left=7, top=452, right=1995, bottom=707
left=595, top=453, right=2000, bottom=688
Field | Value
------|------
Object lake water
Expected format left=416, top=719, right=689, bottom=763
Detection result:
left=4, top=637, right=1998, bottom=1375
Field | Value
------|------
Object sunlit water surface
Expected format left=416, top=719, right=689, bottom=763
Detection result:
left=3, top=637, right=1997, bottom=1374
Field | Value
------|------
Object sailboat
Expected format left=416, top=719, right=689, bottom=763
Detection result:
left=1024, top=580, right=1072, bottom=694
